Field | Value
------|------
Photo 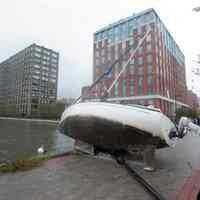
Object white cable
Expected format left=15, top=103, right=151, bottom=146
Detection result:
left=106, top=26, right=152, bottom=94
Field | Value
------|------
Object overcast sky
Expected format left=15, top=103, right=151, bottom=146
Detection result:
left=0, top=0, right=200, bottom=98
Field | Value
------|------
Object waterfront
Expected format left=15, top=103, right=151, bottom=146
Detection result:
left=0, top=119, right=74, bottom=161
left=1, top=135, right=200, bottom=200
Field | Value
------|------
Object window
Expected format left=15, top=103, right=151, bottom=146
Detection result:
left=147, top=64, right=152, bottom=74
left=128, top=20, right=134, bottom=38
left=51, top=68, right=56, bottom=73
left=122, top=80, right=126, bottom=97
left=42, top=66, right=49, bottom=71
left=52, top=53, right=58, bottom=58
left=122, top=42, right=126, bottom=50
left=138, top=67, right=143, bottom=75
left=147, top=76, right=153, bottom=94
left=108, top=28, right=114, bottom=44
left=34, top=64, right=40, bottom=69
left=138, top=56, right=143, bottom=65
left=121, top=22, right=128, bottom=40
left=35, top=70, right=40, bottom=74
left=95, top=33, right=101, bottom=41
left=147, top=54, right=152, bottom=64
left=36, top=47, right=42, bottom=52
left=129, top=37, right=134, bottom=46
left=146, top=44, right=151, bottom=53
left=138, top=27, right=142, bottom=36
left=35, top=52, right=41, bottom=58
left=108, top=49, right=111, bottom=61
left=138, top=46, right=143, bottom=55
left=32, top=75, right=39, bottom=79
left=130, top=64, right=134, bottom=74
left=130, top=80, right=134, bottom=96
left=114, top=81, right=118, bottom=97
left=147, top=99, right=154, bottom=106
left=146, top=34, right=151, bottom=42
left=114, top=26, right=121, bottom=42
left=42, top=60, right=47, bottom=65
left=52, top=58, right=57, bottom=63
left=102, top=31, right=107, bottom=39
left=102, top=57, right=105, bottom=64
left=138, top=77, right=143, bottom=95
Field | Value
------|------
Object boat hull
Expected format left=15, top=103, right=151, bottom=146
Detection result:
left=60, top=115, right=168, bottom=151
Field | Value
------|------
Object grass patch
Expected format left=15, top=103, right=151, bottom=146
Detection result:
left=0, top=159, right=42, bottom=173
left=0, top=152, right=70, bottom=173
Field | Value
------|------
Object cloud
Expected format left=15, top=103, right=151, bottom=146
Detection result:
left=0, top=0, right=199, bottom=98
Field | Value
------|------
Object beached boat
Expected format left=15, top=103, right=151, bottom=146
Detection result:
left=59, top=102, right=178, bottom=154
left=58, top=27, right=179, bottom=155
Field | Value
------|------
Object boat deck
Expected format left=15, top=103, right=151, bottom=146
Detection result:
left=1, top=136, right=200, bottom=200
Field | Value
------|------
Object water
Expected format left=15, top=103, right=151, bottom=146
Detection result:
left=0, top=119, right=74, bottom=161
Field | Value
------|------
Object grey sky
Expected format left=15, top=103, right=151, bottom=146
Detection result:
left=0, top=0, right=199, bottom=98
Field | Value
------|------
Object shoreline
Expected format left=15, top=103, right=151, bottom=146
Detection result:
left=0, top=117, right=59, bottom=124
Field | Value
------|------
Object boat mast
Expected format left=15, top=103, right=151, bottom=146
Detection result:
left=104, top=27, right=152, bottom=98
left=73, top=25, right=152, bottom=104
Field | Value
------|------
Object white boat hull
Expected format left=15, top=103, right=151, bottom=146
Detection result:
left=59, top=102, right=177, bottom=152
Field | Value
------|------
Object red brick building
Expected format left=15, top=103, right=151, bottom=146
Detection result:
left=187, top=90, right=199, bottom=110
left=84, top=9, right=189, bottom=117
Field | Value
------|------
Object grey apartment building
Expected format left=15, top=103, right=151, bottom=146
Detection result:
left=0, top=44, right=59, bottom=116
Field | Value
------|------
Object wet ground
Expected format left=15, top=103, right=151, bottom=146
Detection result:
left=1, top=135, right=200, bottom=200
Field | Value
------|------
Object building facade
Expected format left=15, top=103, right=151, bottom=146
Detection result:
left=0, top=44, right=59, bottom=116
left=187, top=90, right=199, bottom=110
left=90, top=8, right=188, bottom=117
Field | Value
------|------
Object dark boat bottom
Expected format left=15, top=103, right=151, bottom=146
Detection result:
left=61, top=115, right=168, bottom=154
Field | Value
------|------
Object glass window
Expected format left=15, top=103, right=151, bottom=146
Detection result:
left=138, top=77, right=143, bottom=95
left=121, top=22, right=128, bottom=40
left=147, top=54, right=152, bottom=64
left=108, top=29, right=114, bottom=44
left=130, top=79, right=134, bottom=96
left=128, top=20, right=134, bottom=38
left=114, top=81, right=118, bottom=97
left=122, top=80, right=126, bottom=97
left=52, top=53, right=58, bottom=58
left=147, top=76, right=153, bottom=94
left=147, top=64, right=152, bottom=74
left=138, top=67, right=143, bottom=75
left=146, top=44, right=151, bottom=53
left=102, top=31, right=107, bottom=39
left=96, top=33, right=102, bottom=41
left=36, top=47, right=42, bottom=52
left=138, top=27, right=142, bottom=36
left=130, top=64, right=134, bottom=74
left=130, top=58, right=134, bottom=65
left=146, top=34, right=151, bottom=42
left=129, top=37, right=134, bottom=46
left=35, top=52, right=41, bottom=58
left=122, top=42, right=126, bottom=50
left=138, top=56, right=143, bottom=65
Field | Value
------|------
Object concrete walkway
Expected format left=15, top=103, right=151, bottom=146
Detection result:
left=1, top=136, right=200, bottom=199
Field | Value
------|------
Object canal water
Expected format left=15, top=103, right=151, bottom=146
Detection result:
left=0, top=119, right=74, bottom=161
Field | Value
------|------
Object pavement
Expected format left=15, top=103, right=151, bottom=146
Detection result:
left=1, top=136, right=200, bottom=200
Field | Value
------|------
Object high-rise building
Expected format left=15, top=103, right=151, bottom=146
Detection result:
left=0, top=44, right=59, bottom=115
left=91, top=8, right=188, bottom=117
left=187, top=90, right=199, bottom=110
